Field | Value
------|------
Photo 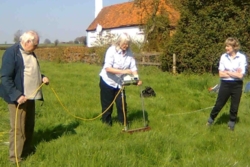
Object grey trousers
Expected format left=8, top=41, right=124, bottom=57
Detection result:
left=8, top=100, right=35, bottom=162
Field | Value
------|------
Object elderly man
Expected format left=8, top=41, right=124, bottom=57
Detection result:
left=0, top=30, right=49, bottom=163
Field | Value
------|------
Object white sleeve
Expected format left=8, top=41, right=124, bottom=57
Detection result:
left=103, top=47, right=115, bottom=69
left=218, top=54, right=226, bottom=71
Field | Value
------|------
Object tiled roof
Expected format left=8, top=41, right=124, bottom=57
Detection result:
left=86, top=1, right=180, bottom=31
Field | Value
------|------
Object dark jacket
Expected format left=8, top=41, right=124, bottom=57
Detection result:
left=0, top=43, right=43, bottom=104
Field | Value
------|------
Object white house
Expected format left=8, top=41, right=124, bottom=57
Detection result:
left=86, top=0, right=179, bottom=47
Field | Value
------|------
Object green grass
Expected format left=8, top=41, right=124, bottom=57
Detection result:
left=0, top=50, right=4, bottom=61
left=1, top=51, right=250, bottom=166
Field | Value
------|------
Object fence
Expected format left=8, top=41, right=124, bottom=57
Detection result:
left=134, top=52, right=162, bottom=66
left=34, top=47, right=164, bottom=68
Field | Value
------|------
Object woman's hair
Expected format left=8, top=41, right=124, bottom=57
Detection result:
left=114, top=33, right=131, bottom=51
left=225, top=37, right=241, bottom=51
left=20, top=31, right=39, bottom=44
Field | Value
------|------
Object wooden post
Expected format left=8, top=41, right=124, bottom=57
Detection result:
left=142, top=55, right=145, bottom=64
left=173, top=53, right=176, bottom=74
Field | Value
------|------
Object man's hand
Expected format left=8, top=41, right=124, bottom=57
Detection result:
left=137, top=80, right=142, bottom=86
left=42, top=77, right=49, bottom=85
left=17, top=95, right=27, bottom=104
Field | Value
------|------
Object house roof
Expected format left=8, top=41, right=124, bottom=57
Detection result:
left=86, top=1, right=180, bottom=31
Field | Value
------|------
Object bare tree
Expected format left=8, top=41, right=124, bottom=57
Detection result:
left=13, top=30, right=23, bottom=43
left=54, top=39, right=59, bottom=46
left=44, top=38, right=51, bottom=44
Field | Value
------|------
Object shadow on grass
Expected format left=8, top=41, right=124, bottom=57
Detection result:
left=33, top=121, right=79, bottom=146
left=112, top=110, right=150, bottom=125
left=127, top=109, right=149, bottom=122
left=215, top=113, right=240, bottom=125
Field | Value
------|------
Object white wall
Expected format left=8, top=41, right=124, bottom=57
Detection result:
left=86, top=26, right=145, bottom=47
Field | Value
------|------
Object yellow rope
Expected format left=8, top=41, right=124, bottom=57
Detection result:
left=14, top=104, right=20, bottom=167
left=14, top=83, right=45, bottom=166
left=13, top=83, right=126, bottom=166
left=165, top=106, right=214, bottom=117
left=49, top=85, right=123, bottom=121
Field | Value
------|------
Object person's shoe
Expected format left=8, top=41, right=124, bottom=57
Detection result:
left=9, top=158, right=22, bottom=164
left=21, top=147, right=36, bottom=158
left=228, top=126, right=234, bottom=131
left=102, top=120, right=112, bottom=126
left=206, top=117, right=214, bottom=126
left=228, top=121, right=235, bottom=131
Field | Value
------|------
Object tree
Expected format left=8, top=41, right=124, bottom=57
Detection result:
left=74, top=40, right=79, bottom=44
left=93, top=31, right=118, bottom=47
left=54, top=39, right=59, bottom=46
left=44, top=38, right=51, bottom=44
left=164, top=0, right=250, bottom=73
left=133, top=0, right=178, bottom=51
left=13, top=30, right=23, bottom=43
left=132, top=0, right=250, bottom=73
left=74, top=36, right=87, bottom=45
left=67, top=41, right=74, bottom=44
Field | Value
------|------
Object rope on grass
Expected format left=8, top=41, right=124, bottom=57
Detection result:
left=49, top=85, right=122, bottom=121
left=165, top=106, right=214, bottom=117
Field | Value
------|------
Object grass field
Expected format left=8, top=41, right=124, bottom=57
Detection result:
left=0, top=51, right=250, bottom=167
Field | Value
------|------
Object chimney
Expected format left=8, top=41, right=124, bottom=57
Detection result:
left=95, top=0, right=103, bottom=18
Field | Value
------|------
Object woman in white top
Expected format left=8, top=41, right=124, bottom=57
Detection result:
left=99, top=33, right=142, bottom=126
left=207, top=37, right=247, bottom=130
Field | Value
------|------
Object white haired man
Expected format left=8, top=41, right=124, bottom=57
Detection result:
left=0, top=30, right=49, bottom=163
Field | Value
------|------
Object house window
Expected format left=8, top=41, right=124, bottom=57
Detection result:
left=137, top=29, right=144, bottom=35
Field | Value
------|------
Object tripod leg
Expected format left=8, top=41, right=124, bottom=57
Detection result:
left=140, top=85, right=147, bottom=127
left=121, top=86, right=128, bottom=131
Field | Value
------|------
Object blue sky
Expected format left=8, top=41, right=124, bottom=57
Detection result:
left=0, top=0, right=128, bottom=44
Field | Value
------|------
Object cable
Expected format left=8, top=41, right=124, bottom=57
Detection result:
left=14, top=104, right=20, bottom=167
left=165, top=106, right=214, bottom=117
left=14, top=83, right=122, bottom=166
left=49, top=85, right=123, bottom=121
left=14, top=83, right=45, bottom=166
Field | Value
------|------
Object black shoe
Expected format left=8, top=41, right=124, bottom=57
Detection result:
left=228, top=126, right=234, bottom=131
left=21, top=147, right=36, bottom=158
left=206, top=121, right=212, bottom=126
left=206, top=117, right=214, bottom=127
left=228, top=121, right=235, bottom=131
